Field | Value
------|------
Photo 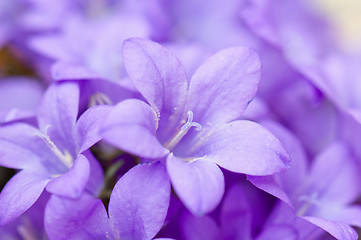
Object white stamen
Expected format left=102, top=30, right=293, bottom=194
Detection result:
left=89, top=92, right=113, bottom=107
left=35, top=125, right=73, bottom=169
left=296, top=192, right=319, bottom=216
left=17, top=221, right=37, bottom=240
left=164, top=111, right=202, bottom=151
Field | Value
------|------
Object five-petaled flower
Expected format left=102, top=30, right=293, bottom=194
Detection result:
left=101, top=38, right=291, bottom=215
left=0, top=81, right=108, bottom=225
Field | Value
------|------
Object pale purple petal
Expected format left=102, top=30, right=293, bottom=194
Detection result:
left=76, top=105, right=112, bottom=153
left=180, top=212, right=221, bottom=240
left=46, top=154, right=90, bottom=198
left=261, top=120, right=308, bottom=190
left=0, top=171, right=49, bottom=225
left=331, top=206, right=361, bottom=228
left=122, top=38, right=188, bottom=114
left=0, top=123, right=44, bottom=170
left=188, top=47, right=261, bottom=126
left=45, top=194, right=111, bottom=240
left=220, top=184, right=252, bottom=240
left=256, top=225, right=298, bottom=240
left=0, top=192, right=50, bottom=239
left=51, top=61, right=99, bottom=80
left=247, top=175, right=293, bottom=207
left=28, top=35, right=75, bottom=61
left=248, top=120, right=308, bottom=206
left=78, top=78, right=140, bottom=111
left=109, top=162, right=170, bottom=240
left=347, top=110, right=361, bottom=126
left=166, top=154, right=224, bottom=215
left=0, top=77, right=44, bottom=123
left=261, top=202, right=325, bottom=240
left=83, top=150, right=104, bottom=196
left=37, top=81, right=80, bottom=156
left=303, top=216, right=358, bottom=240
left=306, top=142, right=361, bottom=205
left=101, top=99, right=168, bottom=158
left=195, top=120, right=290, bottom=175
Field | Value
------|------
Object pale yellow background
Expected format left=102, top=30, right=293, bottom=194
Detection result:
left=313, top=0, right=361, bottom=51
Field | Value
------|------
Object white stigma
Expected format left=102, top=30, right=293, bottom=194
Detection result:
left=36, top=125, right=73, bottom=169
left=164, top=111, right=202, bottom=151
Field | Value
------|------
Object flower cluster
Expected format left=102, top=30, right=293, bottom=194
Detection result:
left=0, top=0, right=361, bottom=239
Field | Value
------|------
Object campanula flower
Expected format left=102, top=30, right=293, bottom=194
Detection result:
left=100, top=38, right=290, bottom=215
left=0, top=81, right=107, bottom=225
left=249, top=122, right=361, bottom=239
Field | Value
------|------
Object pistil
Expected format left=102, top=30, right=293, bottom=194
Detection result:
left=164, top=111, right=202, bottom=151
left=296, top=192, right=319, bottom=216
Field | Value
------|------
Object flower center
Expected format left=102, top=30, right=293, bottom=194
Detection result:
left=36, top=126, right=73, bottom=169
left=164, top=111, right=202, bottom=151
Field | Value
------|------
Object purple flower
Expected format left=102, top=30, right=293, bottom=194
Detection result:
left=44, top=162, right=170, bottom=240
left=0, top=192, right=49, bottom=239
left=164, top=0, right=260, bottom=49
left=249, top=122, right=361, bottom=239
left=27, top=0, right=169, bottom=82
left=100, top=38, right=290, bottom=215
left=0, top=81, right=107, bottom=225
left=29, top=14, right=151, bottom=81
left=257, top=202, right=327, bottom=240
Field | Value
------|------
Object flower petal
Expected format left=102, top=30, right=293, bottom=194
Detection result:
left=220, top=184, right=253, bottom=240
left=0, top=123, right=44, bottom=170
left=261, top=120, right=308, bottom=190
left=44, top=194, right=111, bottom=240
left=0, top=171, right=49, bottom=225
left=29, top=35, right=75, bottom=61
left=37, top=81, right=80, bottom=156
left=109, top=162, right=170, bottom=240
left=331, top=205, right=361, bottom=228
left=46, top=154, right=90, bottom=198
left=188, top=47, right=261, bottom=126
left=261, top=202, right=325, bottom=240
left=256, top=225, right=298, bottom=240
left=83, top=150, right=104, bottom=196
left=166, top=154, right=224, bottom=215
left=248, top=120, right=308, bottom=206
left=195, top=120, right=291, bottom=175
left=51, top=61, right=99, bottom=80
left=0, top=77, right=44, bottom=124
left=101, top=99, right=168, bottom=158
left=303, top=216, right=358, bottom=240
left=76, top=105, right=112, bottom=153
left=180, top=211, right=221, bottom=240
left=122, top=38, right=188, bottom=114
left=306, top=142, right=361, bottom=205
left=247, top=175, right=293, bottom=207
